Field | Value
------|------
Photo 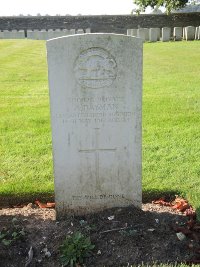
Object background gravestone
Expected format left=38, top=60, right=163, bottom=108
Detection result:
left=144, top=28, right=149, bottom=41
left=131, top=29, right=137, bottom=37
left=162, top=27, right=171, bottom=42
left=195, top=26, right=199, bottom=40
left=149, top=28, right=158, bottom=42
left=137, top=28, right=146, bottom=41
left=77, top=29, right=84, bottom=34
left=185, top=26, right=195, bottom=40
left=27, top=30, right=34, bottom=39
left=155, top=28, right=161, bottom=41
left=173, top=27, right=182, bottom=41
left=127, top=29, right=132, bottom=36
left=47, top=34, right=143, bottom=217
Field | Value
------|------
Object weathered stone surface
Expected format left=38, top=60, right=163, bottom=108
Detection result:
left=76, top=29, right=84, bottom=34
left=27, top=30, right=34, bottom=39
left=127, top=29, right=137, bottom=37
left=162, top=27, right=171, bottom=42
left=63, top=29, right=70, bottom=36
left=3, top=30, right=12, bottom=39
left=185, top=26, right=195, bottom=40
left=195, top=26, right=200, bottom=40
left=33, top=30, right=39, bottom=39
left=131, top=29, right=137, bottom=37
left=152, top=28, right=161, bottom=41
left=127, top=29, right=132, bottom=36
left=85, top=28, right=91, bottom=33
left=53, top=29, right=62, bottom=37
left=149, top=28, right=158, bottom=42
left=137, top=28, right=146, bottom=41
left=0, top=31, right=4, bottom=39
left=173, top=27, right=182, bottom=41
left=47, top=29, right=55, bottom=39
left=10, top=29, right=25, bottom=39
left=70, top=29, right=76, bottom=35
left=144, top=28, right=149, bottom=41
left=47, top=34, right=143, bottom=217
left=38, top=29, right=48, bottom=40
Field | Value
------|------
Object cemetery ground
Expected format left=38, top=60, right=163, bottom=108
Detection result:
left=0, top=39, right=200, bottom=266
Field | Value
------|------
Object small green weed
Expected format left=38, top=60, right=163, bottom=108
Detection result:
left=0, top=218, right=25, bottom=246
left=60, top=231, right=95, bottom=267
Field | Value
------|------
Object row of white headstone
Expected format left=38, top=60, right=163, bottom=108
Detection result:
left=0, top=28, right=91, bottom=40
left=127, top=26, right=200, bottom=42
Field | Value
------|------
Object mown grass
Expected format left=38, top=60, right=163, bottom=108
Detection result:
left=0, top=40, right=199, bottom=219
left=0, top=40, right=53, bottom=196
left=143, top=41, right=200, bottom=219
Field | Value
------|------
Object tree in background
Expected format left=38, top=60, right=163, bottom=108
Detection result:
left=133, top=0, right=199, bottom=14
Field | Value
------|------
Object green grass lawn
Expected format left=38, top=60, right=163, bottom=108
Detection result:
left=0, top=40, right=199, bottom=218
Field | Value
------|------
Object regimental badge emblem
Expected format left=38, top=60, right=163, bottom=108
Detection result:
left=74, top=47, right=117, bottom=89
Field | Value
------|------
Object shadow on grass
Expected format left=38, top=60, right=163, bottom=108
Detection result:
left=0, top=189, right=181, bottom=208
left=143, top=189, right=200, bottom=221
left=0, top=192, right=54, bottom=208
left=142, top=189, right=181, bottom=203
left=1, top=189, right=199, bottom=222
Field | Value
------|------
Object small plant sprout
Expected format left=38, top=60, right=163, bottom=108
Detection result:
left=60, top=231, right=95, bottom=267
left=0, top=218, right=25, bottom=246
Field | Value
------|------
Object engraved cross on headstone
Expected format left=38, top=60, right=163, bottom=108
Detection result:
left=79, top=128, right=116, bottom=187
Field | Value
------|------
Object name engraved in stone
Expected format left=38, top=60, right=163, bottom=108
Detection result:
left=55, top=96, right=133, bottom=124
left=72, top=194, right=125, bottom=201
left=74, top=47, right=117, bottom=89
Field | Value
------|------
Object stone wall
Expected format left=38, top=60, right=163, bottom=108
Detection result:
left=0, top=13, right=200, bottom=34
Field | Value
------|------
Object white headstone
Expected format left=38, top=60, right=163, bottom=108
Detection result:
left=3, top=30, right=12, bottom=39
left=47, top=29, right=55, bottom=39
left=77, top=29, right=84, bottom=34
left=70, top=29, right=76, bottom=35
left=0, top=31, right=4, bottom=39
left=27, top=30, right=37, bottom=39
left=137, top=28, right=146, bottom=42
left=62, top=29, right=70, bottom=36
left=149, top=28, right=158, bottom=42
left=33, top=30, right=39, bottom=40
left=38, top=29, right=48, bottom=40
left=131, top=29, right=137, bottom=37
left=86, top=28, right=91, bottom=33
left=47, top=34, right=142, bottom=217
left=155, top=28, right=161, bottom=41
left=195, top=26, right=199, bottom=40
left=183, top=27, right=186, bottom=40
left=54, top=29, right=62, bottom=37
left=185, top=26, right=195, bottom=40
left=173, top=27, right=182, bottom=41
left=18, top=30, right=25, bottom=39
left=162, top=27, right=171, bottom=42
left=27, top=30, right=33, bottom=39
left=2, top=29, right=24, bottom=39
left=144, top=28, right=149, bottom=41
left=127, top=29, right=132, bottom=36
left=10, top=30, right=17, bottom=38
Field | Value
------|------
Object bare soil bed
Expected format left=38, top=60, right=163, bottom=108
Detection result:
left=0, top=203, right=199, bottom=267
